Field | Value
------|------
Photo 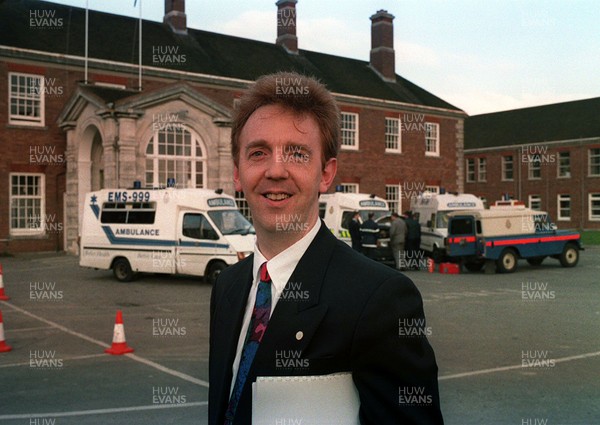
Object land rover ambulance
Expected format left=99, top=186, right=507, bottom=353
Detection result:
left=410, top=192, right=485, bottom=261
left=319, top=192, right=394, bottom=265
left=79, top=187, right=255, bottom=283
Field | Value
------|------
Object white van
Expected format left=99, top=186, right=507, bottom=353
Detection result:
left=410, top=192, right=484, bottom=260
left=79, top=187, right=255, bottom=283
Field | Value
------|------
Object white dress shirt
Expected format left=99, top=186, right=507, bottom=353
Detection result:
left=229, top=219, right=322, bottom=395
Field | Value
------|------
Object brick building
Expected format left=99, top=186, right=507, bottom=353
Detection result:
left=464, top=97, right=600, bottom=230
left=0, top=0, right=465, bottom=254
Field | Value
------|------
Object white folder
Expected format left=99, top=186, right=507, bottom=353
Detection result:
left=252, top=372, right=360, bottom=425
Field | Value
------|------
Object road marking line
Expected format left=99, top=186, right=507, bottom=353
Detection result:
left=0, top=401, right=208, bottom=420
left=0, top=301, right=209, bottom=388
left=0, top=353, right=107, bottom=369
left=439, top=350, right=600, bottom=380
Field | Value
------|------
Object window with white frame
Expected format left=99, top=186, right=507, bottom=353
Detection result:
left=235, top=191, right=251, bottom=221
left=385, top=185, right=400, bottom=213
left=146, top=125, right=206, bottom=188
left=528, top=156, right=541, bottom=179
left=589, top=148, right=600, bottom=176
left=385, top=117, right=401, bottom=152
left=9, top=72, right=45, bottom=126
left=502, top=155, right=514, bottom=181
left=466, top=158, right=475, bottom=182
left=339, top=183, right=359, bottom=193
left=341, top=112, right=358, bottom=149
left=10, top=173, right=45, bottom=235
left=425, top=185, right=439, bottom=194
left=557, top=194, right=571, bottom=221
left=529, top=194, right=541, bottom=211
left=558, top=151, right=571, bottom=178
left=425, top=122, right=439, bottom=156
left=477, top=158, right=487, bottom=182
left=589, top=193, right=600, bottom=221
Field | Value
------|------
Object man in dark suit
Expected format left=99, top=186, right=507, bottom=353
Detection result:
left=209, top=72, right=443, bottom=424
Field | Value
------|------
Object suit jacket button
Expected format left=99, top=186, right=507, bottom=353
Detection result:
left=295, top=331, right=304, bottom=341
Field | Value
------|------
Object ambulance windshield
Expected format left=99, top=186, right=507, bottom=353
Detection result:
left=208, top=210, right=255, bottom=235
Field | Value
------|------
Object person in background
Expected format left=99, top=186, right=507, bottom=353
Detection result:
left=359, top=212, right=379, bottom=260
left=405, top=211, right=422, bottom=269
left=389, top=212, right=407, bottom=270
left=348, top=210, right=362, bottom=251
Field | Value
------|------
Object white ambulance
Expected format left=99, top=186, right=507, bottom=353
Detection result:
left=410, top=192, right=484, bottom=261
left=79, top=187, right=255, bottom=283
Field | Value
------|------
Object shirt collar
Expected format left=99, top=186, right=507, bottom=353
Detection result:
left=252, top=219, right=322, bottom=296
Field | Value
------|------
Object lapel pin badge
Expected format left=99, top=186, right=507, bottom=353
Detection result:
left=295, top=331, right=304, bottom=341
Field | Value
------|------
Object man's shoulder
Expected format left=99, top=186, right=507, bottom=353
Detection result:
left=214, top=255, right=253, bottom=289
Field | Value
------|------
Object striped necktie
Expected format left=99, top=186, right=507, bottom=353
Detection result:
left=224, top=262, right=272, bottom=425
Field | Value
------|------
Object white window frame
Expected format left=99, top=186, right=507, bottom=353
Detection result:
left=8, top=72, right=45, bottom=127
left=235, top=190, right=251, bottom=221
left=557, top=194, right=571, bottom=221
left=466, top=158, right=475, bottom=182
left=145, top=124, right=207, bottom=188
left=589, top=193, right=600, bottom=221
left=385, top=184, right=400, bottom=213
left=589, top=148, right=600, bottom=177
left=425, top=122, right=439, bottom=156
left=528, top=157, right=542, bottom=180
left=528, top=194, right=541, bottom=211
left=425, top=185, right=439, bottom=194
left=9, top=173, right=45, bottom=236
left=477, top=158, right=487, bottom=182
left=340, top=112, right=359, bottom=150
left=502, top=155, right=514, bottom=181
left=384, top=117, right=401, bottom=153
left=339, top=183, right=359, bottom=193
left=557, top=151, right=571, bottom=178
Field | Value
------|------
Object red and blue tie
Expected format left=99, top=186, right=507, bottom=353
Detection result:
left=224, top=262, right=272, bottom=424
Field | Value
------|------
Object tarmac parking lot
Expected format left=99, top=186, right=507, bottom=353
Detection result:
left=0, top=249, right=598, bottom=424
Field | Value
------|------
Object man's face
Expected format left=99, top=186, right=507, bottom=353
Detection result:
left=234, top=104, right=337, bottom=238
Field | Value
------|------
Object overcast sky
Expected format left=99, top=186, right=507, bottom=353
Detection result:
left=43, top=0, right=600, bottom=115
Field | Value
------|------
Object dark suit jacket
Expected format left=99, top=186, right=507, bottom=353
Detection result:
left=209, top=222, right=443, bottom=424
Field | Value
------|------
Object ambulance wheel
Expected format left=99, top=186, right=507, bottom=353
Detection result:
left=526, top=256, right=546, bottom=266
left=559, top=243, right=579, bottom=267
left=496, top=248, right=518, bottom=273
left=205, top=261, right=227, bottom=285
left=113, top=258, right=135, bottom=282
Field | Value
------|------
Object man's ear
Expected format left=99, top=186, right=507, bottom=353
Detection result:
left=319, top=157, right=337, bottom=194
left=233, top=163, right=243, bottom=192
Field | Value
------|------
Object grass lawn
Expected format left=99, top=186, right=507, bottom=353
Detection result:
left=580, top=230, right=600, bottom=246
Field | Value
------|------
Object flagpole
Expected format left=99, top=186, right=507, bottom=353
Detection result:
left=84, top=0, right=89, bottom=83
left=138, top=0, right=142, bottom=91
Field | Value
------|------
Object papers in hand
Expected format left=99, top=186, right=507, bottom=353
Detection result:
left=252, top=372, right=360, bottom=425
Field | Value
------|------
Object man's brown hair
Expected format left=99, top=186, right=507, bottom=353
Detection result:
left=231, top=72, right=340, bottom=165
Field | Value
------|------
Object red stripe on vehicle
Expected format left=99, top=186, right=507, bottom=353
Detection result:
left=485, top=234, right=580, bottom=247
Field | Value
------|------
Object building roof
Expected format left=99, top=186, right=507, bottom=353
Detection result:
left=465, top=97, right=600, bottom=150
left=1, top=0, right=462, bottom=113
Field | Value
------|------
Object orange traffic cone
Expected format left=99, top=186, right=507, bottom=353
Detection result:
left=427, top=258, right=435, bottom=273
left=0, top=264, right=9, bottom=301
left=0, top=309, right=12, bottom=353
left=105, top=310, right=134, bottom=355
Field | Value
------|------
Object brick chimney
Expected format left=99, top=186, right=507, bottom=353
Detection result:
left=164, top=0, right=187, bottom=35
left=276, top=0, right=298, bottom=54
left=369, top=10, right=396, bottom=82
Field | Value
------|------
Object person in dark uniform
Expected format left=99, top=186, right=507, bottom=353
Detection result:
left=360, top=212, right=380, bottom=260
left=348, top=210, right=362, bottom=252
